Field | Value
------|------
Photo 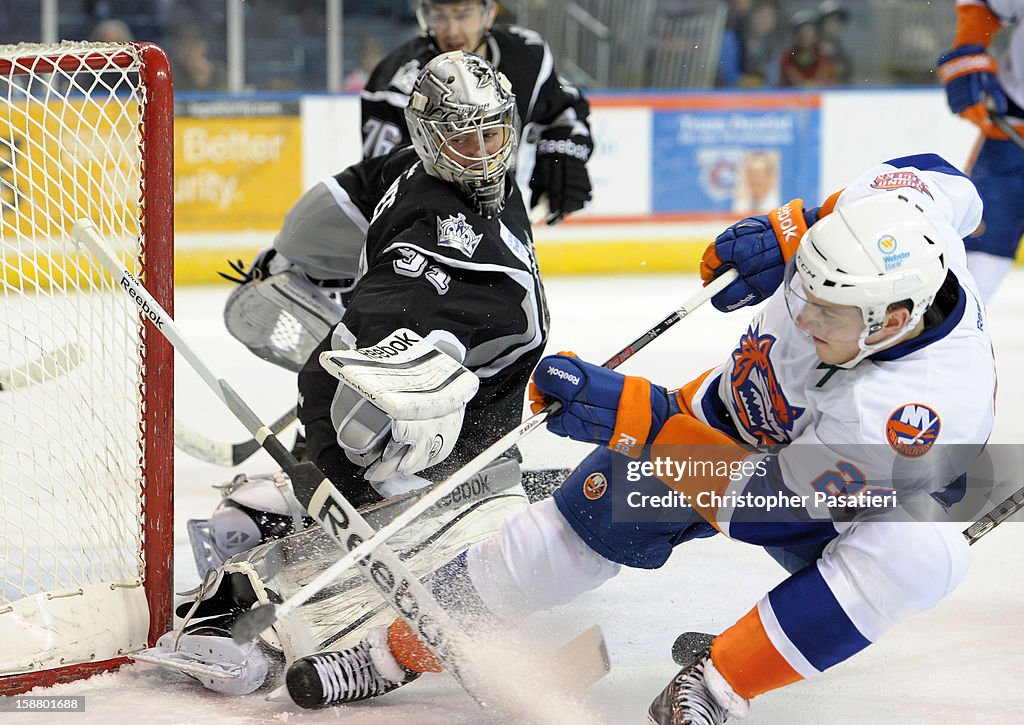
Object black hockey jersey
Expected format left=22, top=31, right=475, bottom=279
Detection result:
left=360, top=25, right=590, bottom=158
left=297, top=147, right=549, bottom=502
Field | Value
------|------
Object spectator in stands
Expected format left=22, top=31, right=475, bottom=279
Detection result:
left=779, top=8, right=837, bottom=87
left=717, top=0, right=755, bottom=87
left=91, top=18, right=133, bottom=43
left=738, top=0, right=781, bottom=87
left=170, top=24, right=227, bottom=92
left=818, top=0, right=852, bottom=83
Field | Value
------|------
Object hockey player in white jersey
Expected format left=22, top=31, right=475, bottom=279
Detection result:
left=290, top=154, right=997, bottom=722
left=938, top=0, right=1024, bottom=300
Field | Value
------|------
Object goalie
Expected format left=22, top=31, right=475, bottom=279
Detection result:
left=143, top=51, right=552, bottom=696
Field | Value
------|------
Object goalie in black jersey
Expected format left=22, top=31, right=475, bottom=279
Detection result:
left=144, top=53, right=553, bottom=698
left=296, top=48, right=549, bottom=510
left=363, top=0, right=594, bottom=226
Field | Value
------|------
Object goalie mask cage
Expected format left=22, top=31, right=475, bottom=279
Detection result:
left=0, top=42, right=173, bottom=695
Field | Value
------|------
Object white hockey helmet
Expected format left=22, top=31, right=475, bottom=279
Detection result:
left=404, top=50, right=518, bottom=218
left=785, top=193, right=950, bottom=368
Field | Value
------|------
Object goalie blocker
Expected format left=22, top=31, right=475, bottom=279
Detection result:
left=319, top=329, right=480, bottom=486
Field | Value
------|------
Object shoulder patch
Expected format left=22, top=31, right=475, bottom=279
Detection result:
left=390, top=59, right=421, bottom=94
left=437, top=213, right=483, bottom=257
left=869, top=171, right=933, bottom=199
left=885, top=403, right=941, bottom=457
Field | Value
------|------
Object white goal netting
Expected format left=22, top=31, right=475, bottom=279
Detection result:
left=0, top=41, right=173, bottom=685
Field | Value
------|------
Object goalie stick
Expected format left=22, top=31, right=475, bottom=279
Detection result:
left=231, top=268, right=739, bottom=642
left=174, top=405, right=298, bottom=466
left=0, top=343, right=82, bottom=391
left=73, top=218, right=605, bottom=715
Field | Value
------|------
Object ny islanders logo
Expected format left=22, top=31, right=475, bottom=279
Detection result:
left=583, top=472, right=608, bottom=500
left=730, top=325, right=805, bottom=446
left=437, top=213, right=483, bottom=257
left=886, top=403, right=941, bottom=457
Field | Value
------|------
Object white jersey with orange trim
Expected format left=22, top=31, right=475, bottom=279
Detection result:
left=684, top=154, right=995, bottom=537
left=958, top=0, right=1024, bottom=119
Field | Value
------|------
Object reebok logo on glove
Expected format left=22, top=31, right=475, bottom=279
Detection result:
left=537, top=138, right=591, bottom=162
left=356, top=331, right=421, bottom=360
left=546, top=365, right=582, bottom=386
left=772, top=202, right=801, bottom=244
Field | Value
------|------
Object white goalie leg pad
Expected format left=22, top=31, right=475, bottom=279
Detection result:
left=230, top=456, right=527, bottom=655
left=134, top=560, right=289, bottom=694
left=466, top=497, right=621, bottom=619
left=321, top=329, right=480, bottom=480
left=224, top=267, right=346, bottom=372
left=135, top=631, right=271, bottom=696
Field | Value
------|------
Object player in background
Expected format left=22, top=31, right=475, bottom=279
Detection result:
left=938, top=0, right=1024, bottom=301
left=284, top=154, right=996, bottom=723
left=363, top=0, right=594, bottom=226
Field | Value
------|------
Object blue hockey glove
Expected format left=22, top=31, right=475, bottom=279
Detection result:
left=937, top=44, right=1007, bottom=136
left=529, top=353, right=669, bottom=458
left=700, top=199, right=817, bottom=312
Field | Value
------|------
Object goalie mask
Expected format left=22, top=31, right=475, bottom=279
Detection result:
left=405, top=50, right=519, bottom=218
left=784, top=194, right=950, bottom=369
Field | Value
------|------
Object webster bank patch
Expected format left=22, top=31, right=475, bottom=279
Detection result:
left=870, top=171, right=933, bottom=199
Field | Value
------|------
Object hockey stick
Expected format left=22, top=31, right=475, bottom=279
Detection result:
left=962, top=482, right=1024, bottom=545
left=174, top=405, right=298, bottom=466
left=70, top=219, right=502, bottom=710
left=233, top=268, right=739, bottom=640
left=982, top=92, right=1024, bottom=151
left=0, top=343, right=82, bottom=391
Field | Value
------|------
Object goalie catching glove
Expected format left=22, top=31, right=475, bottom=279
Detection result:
left=529, top=124, right=594, bottom=225
left=320, top=329, right=479, bottom=482
left=530, top=353, right=670, bottom=458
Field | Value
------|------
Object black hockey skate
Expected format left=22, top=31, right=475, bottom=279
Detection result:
left=649, top=632, right=748, bottom=725
left=286, top=626, right=420, bottom=708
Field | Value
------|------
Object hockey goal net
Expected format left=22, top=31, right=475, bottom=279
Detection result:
left=0, top=41, right=173, bottom=694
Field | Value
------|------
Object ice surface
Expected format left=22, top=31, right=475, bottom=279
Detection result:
left=5, top=271, right=1023, bottom=724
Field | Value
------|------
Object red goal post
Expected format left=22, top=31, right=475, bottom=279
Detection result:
left=0, top=41, right=173, bottom=695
